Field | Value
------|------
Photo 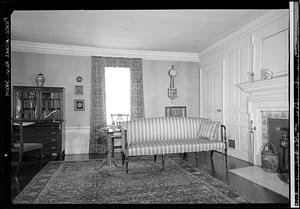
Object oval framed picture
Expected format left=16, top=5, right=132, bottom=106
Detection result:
left=76, top=76, right=83, bottom=83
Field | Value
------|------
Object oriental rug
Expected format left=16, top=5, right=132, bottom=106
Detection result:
left=13, top=156, right=250, bottom=204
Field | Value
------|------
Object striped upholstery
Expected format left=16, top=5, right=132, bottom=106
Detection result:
left=123, top=117, right=224, bottom=156
left=128, top=139, right=225, bottom=156
left=126, top=117, right=204, bottom=144
left=196, top=121, right=221, bottom=140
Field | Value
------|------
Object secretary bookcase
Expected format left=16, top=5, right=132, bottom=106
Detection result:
left=12, top=86, right=65, bottom=159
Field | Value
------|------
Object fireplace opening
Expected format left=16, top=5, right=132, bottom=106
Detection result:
left=268, top=118, right=289, bottom=183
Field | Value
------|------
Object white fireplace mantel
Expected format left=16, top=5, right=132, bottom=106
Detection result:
left=236, top=74, right=289, bottom=104
left=236, top=74, right=289, bottom=166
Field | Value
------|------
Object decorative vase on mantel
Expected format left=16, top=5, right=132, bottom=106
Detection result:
left=35, top=73, right=46, bottom=87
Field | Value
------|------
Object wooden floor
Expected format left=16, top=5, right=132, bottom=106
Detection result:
left=11, top=151, right=289, bottom=204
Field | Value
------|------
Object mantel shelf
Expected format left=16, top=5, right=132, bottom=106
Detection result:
left=236, top=74, right=288, bottom=94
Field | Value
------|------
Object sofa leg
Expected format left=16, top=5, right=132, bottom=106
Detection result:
left=195, top=152, right=198, bottom=167
left=162, top=155, right=165, bottom=170
left=180, top=152, right=188, bottom=160
left=183, top=152, right=187, bottom=160
left=210, top=151, right=215, bottom=169
left=125, top=156, right=129, bottom=174
left=154, top=155, right=157, bottom=162
left=225, top=148, right=228, bottom=170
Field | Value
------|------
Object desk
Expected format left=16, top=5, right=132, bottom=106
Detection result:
left=97, top=127, right=122, bottom=170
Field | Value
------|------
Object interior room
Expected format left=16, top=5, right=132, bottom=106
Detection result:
left=7, top=7, right=298, bottom=205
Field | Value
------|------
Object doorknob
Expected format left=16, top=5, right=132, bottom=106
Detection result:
left=216, top=109, right=221, bottom=113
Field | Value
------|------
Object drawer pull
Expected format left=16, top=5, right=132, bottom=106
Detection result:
left=51, top=138, right=57, bottom=142
left=51, top=146, right=56, bottom=150
left=51, top=131, right=57, bottom=135
left=51, top=153, right=58, bottom=156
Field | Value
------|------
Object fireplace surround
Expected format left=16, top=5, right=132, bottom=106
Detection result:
left=237, top=75, right=289, bottom=166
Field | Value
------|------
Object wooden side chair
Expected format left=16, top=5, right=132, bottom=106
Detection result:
left=110, top=114, right=129, bottom=157
left=11, top=121, right=43, bottom=193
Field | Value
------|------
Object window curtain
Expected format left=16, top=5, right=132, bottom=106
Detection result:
left=89, top=56, right=145, bottom=154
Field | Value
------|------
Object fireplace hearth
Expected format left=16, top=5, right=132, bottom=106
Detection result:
left=263, top=113, right=289, bottom=183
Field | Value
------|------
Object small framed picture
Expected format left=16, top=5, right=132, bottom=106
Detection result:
left=165, top=106, right=187, bottom=117
left=74, top=99, right=85, bottom=111
left=74, top=85, right=83, bottom=95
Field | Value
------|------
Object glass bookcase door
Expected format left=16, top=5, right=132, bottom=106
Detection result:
left=14, top=90, right=39, bottom=121
left=40, top=90, right=63, bottom=121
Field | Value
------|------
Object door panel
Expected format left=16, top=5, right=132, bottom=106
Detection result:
left=201, top=60, right=223, bottom=123
left=224, top=45, right=251, bottom=162
left=200, top=39, right=251, bottom=163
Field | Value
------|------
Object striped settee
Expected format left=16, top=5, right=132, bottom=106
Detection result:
left=121, top=117, right=227, bottom=173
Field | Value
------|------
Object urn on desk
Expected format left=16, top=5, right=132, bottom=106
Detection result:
left=35, top=73, right=46, bottom=87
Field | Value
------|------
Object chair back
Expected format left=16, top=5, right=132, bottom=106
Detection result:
left=111, top=114, right=129, bottom=128
left=11, top=121, right=24, bottom=178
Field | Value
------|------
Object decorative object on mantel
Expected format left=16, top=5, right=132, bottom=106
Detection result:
left=74, top=85, right=83, bottom=95
left=35, top=73, right=46, bottom=87
left=261, top=69, right=273, bottom=80
left=248, top=71, right=255, bottom=82
left=261, top=142, right=278, bottom=173
left=236, top=74, right=288, bottom=95
left=168, top=65, right=178, bottom=102
left=76, top=76, right=83, bottom=83
left=74, top=99, right=85, bottom=111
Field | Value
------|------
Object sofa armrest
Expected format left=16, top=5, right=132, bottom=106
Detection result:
left=221, top=124, right=227, bottom=149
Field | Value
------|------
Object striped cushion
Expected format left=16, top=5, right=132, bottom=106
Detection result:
left=196, top=121, right=220, bottom=140
left=128, top=139, right=225, bottom=156
left=126, top=117, right=205, bottom=144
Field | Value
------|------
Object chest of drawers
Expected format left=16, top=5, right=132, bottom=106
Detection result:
left=13, top=123, right=64, bottom=160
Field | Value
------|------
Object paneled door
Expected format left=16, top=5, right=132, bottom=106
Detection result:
left=200, top=60, right=223, bottom=123
left=224, top=40, right=252, bottom=163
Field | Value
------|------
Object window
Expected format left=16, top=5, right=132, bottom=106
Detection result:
left=105, top=67, right=130, bottom=125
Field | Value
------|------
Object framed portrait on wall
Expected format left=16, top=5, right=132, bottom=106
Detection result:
left=74, top=99, right=85, bottom=111
left=165, top=106, right=187, bottom=117
left=74, top=85, right=83, bottom=95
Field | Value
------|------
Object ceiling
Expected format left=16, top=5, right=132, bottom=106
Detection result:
left=11, top=10, right=270, bottom=53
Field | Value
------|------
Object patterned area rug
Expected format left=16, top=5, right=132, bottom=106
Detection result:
left=13, top=156, right=250, bottom=204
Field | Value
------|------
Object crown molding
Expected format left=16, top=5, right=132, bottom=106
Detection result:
left=198, top=10, right=289, bottom=60
left=11, top=40, right=200, bottom=63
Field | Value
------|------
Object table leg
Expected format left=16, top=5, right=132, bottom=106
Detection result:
left=111, top=138, right=114, bottom=158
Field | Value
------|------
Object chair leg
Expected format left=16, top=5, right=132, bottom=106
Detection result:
left=162, top=155, right=165, bottom=170
left=122, top=151, right=125, bottom=165
left=210, top=150, right=214, bottom=159
left=125, top=156, right=129, bottom=174
left=195, top=152, right=198, bottom=167
left=40, top=148, right=43, bottom=169
left=14, top=176, right=20, bottom=194
left=154, top=155, right=157, bottom=162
